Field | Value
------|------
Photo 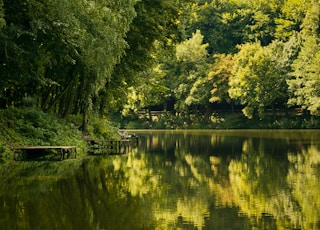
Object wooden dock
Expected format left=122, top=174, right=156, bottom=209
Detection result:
left=11, top=146, right=77, bottom=161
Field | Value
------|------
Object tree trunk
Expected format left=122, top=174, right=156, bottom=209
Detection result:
left=82, top=109, right=88, bottom=134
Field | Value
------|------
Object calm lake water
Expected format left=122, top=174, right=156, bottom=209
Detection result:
left=1, top=130, right=320, bottom=229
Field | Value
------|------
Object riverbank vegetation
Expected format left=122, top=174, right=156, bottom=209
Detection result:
left=118, top=110, right=320, bottom=129
left=0, top=107, right=119, bottom=162
left=1, top=0, right=320, bottom=144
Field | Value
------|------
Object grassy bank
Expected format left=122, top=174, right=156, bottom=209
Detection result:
left=0, top=108, right=119, bottom=162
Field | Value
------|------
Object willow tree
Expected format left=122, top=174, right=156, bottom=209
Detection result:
left=64, top=0, right=138, bottom=131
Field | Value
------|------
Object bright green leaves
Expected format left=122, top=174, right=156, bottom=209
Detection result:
left=2, top=0, right=320, bottom=124
left=189, top=1, right=250, bottom=54
left=284, top=1, right=320, bottom=115
left=174, top=30, right=210, bottom=110
left=275, top=0, right=314, bottom=40
left=176, top=30, right=208, bottom=63
left=229, top=42, right=286, bottom=119
left=300, top=2, right=320, bottom=36
left=288, top=36, right=320, bottom=115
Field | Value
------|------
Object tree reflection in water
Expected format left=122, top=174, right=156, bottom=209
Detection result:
left=0, top=130, right=319, bottom=229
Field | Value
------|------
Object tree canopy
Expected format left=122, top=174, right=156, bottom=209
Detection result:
left=0, top=0, right=186, bottom=129
left=1, top=0, right=320, bottom=128
left=126, top=0, right=320, bottom=122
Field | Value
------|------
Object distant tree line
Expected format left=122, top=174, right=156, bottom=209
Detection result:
left=123, top=0, right=320, bottom=122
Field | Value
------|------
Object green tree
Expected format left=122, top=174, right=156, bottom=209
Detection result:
left=287, top=36, right=320, bottom=115
left=275, top=0, right=312, bottom=40
left=187, top=0, right=250, bottom=54
left=287, top=1, right=320, bottom=115
left=187, top=0, right=282, bottom=54
left=0, top=0, right=138, bottom=130
left=174, top=30, right=210, bottom=114
left=229, top=42, right=287, bottom=119
left=108, top=0, right=185, bottom=115
left=242, top=0, right=282, bottom=46
left=208, top=54, right=234, bottom=109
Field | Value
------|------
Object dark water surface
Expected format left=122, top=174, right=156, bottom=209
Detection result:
left=1, top=130, right=320, bottom=229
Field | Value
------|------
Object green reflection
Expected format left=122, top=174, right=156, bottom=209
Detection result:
left=287, top=146, right=320, bottom=229
left=229, top=135, right=320, bottom=229
left=1, top=130, right=320, bottom=229
left=0, top=157, right=155, bottom=229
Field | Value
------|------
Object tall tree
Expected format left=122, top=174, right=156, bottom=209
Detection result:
left=174, top=30, right=210, bottom=113
left=287, top=1, right=320, bottom=115
left=107, top=0, right=185, bottom=115
left=287, top=36, right=320, bottom=115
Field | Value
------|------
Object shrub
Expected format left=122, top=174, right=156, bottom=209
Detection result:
left=0, top=108, right=86, bottom=156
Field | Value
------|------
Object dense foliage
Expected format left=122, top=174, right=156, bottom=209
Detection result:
left=120, top=0, right=320, bottom=127
left=1, top=0, right=320, bottom=129
left=0, top=107, right=122, bottom=161
left=0, top=0, right=185, bottom=129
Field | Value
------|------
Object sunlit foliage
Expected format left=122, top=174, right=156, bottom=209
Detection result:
left=229, top=42, right=286, bottom=118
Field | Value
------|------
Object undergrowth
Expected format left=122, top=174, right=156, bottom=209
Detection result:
left=0, top=108, right=120, bottom=162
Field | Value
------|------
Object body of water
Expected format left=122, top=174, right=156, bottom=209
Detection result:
left=1, top=130, right=320, bottom=229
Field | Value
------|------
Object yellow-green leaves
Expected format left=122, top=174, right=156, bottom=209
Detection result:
left=229, top=42, right=286, bottom=119
left=176, top=30, right=208, bottom=63
left=288, top=36, right=320, bottom=115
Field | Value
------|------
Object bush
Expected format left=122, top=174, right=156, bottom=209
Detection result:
left=0, top=108, right=87, bottom=157
left=87, top=117, right=120, bottom=140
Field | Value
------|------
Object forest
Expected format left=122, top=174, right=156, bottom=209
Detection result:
left=1, top=0, right=320, bottom=130
left=1, top=1, right=319, bottom=228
